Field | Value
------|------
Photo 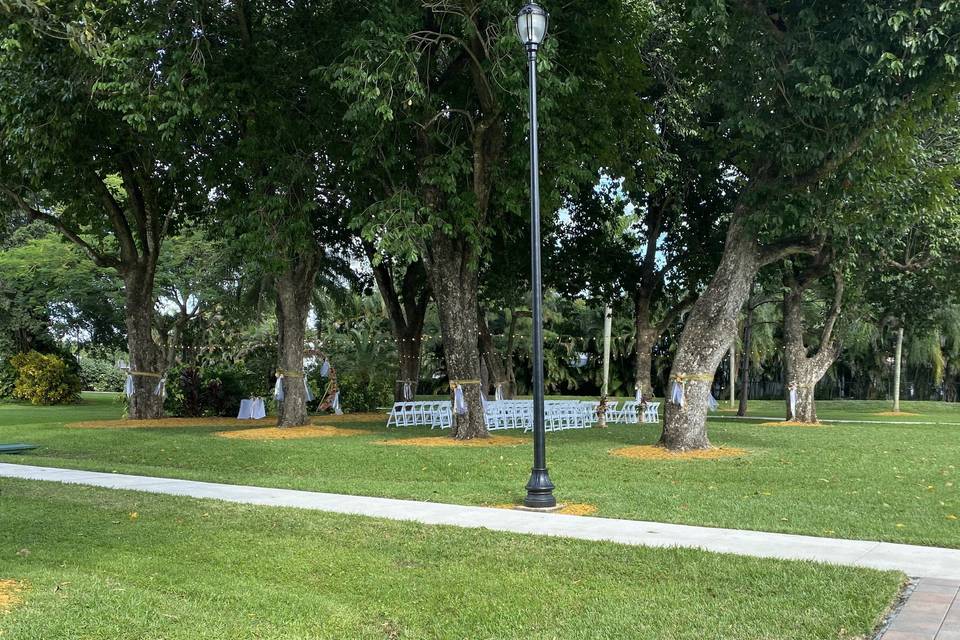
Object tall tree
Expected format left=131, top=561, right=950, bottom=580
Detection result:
left=658, top=1, right=960, bottom=449
left=0, top=2, right=203, bottom=417
left=195, top=2, right=355, bottom=426
left=335, top=1, right=649, bottom=437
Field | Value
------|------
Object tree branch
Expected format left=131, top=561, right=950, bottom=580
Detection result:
left=817, top=268, right=844, bottom=355
left=0, top=185, right=121, bottom=270
left=655, top=289, right=697, bottom=332
left=759, top=235, right=823, bottom=265
left=88, top=169, right=139, bottom=264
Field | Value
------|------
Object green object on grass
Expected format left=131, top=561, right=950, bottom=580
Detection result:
left=0, top=443, right=38, bottom=454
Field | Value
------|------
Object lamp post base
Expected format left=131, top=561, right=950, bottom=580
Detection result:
left=523, top=467, right=556, bottom=508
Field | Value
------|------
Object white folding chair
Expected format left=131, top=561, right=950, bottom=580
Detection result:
left=643, top=402, right=660, bottom=423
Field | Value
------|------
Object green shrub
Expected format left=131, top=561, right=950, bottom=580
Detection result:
left=336, top=370, right=392, bottom=413
left=202, top=364, right=256, bottom=417
left=10, top=350, right=82, bottom=405
left=78, top=357, right=126, bottom=392
left=164, top=362, right=261, bottom=417
left=0, top=360, right=18, bottom=398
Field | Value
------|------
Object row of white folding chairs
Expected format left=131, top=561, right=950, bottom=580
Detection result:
left=386, top=401, right=452, bottom=429
left=482, top=400, right=598, bottom=432
left=605, top=400, right=660, bottom=424
left=388, top=398, right=657, bottom=431
left=542, top=401, right=599, bottom=431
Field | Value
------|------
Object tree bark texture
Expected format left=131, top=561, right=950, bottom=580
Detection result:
left=633, top=294, right=659, bottom=399
left=659, top=200, right=824, bottom=449
left=660, top=211, right=764, bottom=450
left=274, top=256, right=317, bottom=427
left=423, top=233, right=487, bottom=439
left=124, top=265, right=164, bottom=419
left=781, top=258, right=843, bottom=423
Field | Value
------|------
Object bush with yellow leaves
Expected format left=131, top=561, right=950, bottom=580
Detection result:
left=9, top=351, right=81, bottom=405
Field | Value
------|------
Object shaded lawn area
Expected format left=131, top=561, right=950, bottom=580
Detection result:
left=1, top=394, right=958, bottom=548
left=0, top=479, right=901, bottom=640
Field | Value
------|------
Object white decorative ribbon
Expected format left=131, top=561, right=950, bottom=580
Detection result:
left=789, top=383, right=798, bottom=420
left=635, top=386, right=643, bottom=402
left=669, top=380, right=684, bottom=407
left=155, top=377, right=166, bottom=399
left=320, top=359, right=330, bottom=377
left=495, top=384, right=504, bottom=401
left=403, top=381, right=413, bottom=401
left=304, top=377, right=314, bottom=402
left=124, top=374, right=134, bottom=398
left=274, top=375, right=284, bottom=402
left=453, top=385, right=468, bottom=415
left=707, top=393, right=718, bottom=411
left=331, top=390, right=342, bottom=415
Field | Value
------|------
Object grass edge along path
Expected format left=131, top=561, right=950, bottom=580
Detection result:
left=1, top=394, right=958, bottom=549
left=0, top=478, right=903, bottom=640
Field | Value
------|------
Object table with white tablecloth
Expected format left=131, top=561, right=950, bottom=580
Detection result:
left=237, top=397, right=266, bottom=420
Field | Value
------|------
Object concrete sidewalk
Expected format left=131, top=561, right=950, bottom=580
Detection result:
left=2, top=462, right=959, bottom=581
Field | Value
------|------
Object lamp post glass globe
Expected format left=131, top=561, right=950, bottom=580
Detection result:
left=516, top=3, right=549, bottom=49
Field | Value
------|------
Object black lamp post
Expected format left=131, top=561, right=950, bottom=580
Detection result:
left=517, top=3, right=556, bottom=509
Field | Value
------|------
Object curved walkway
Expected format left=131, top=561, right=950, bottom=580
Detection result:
left=1, top=462, right=959, bottom=581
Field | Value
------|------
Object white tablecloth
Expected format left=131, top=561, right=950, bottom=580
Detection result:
left=238, top=397, right=266, bottom=420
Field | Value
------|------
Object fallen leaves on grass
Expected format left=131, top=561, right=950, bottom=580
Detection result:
left=872, top=411, right=920, bottom=417
left=492, top=503, right=598, bottom=516
left=313, top=412, right=386, bottom=424
left=66, top=417, right=275, bottom=429
left=214, top=426, right=365, bottom=441
left=757, top=421, right=827, bottom=427
left=375, top=435, right=526, bottom=448
left=610, top=445, right=747, bottom=461
left=67, top=414, right=387, bottom=430
left=0, top=580, right=25, bottom=612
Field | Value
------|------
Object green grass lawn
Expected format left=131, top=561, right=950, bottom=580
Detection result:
left=0, top=478, right=902, bottom=639
left=0, top=394, right=957, bottom=548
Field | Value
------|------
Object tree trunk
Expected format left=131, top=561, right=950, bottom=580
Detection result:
left=423, top=234, right=487, bottom=439
left=124, top=266, right=164, bottom=420
left=893, top=325, right=904, bottom=412
left=729, top=342, right=736, bottom=408
left=478, top=308, right=507, bottom=398
left=633, top=294, right=658, bottom=399
left=502, top=310, right=520, bottom=398
left=782, top=352, right=834, bottom=424
left=274, top=258, right=316, bottom=427
left=366, top=253, right=430, bottom=404
left=781, top=265, right=842, bottom=424
left=394, top=335, right=422, bottom=401
left=661, top=212, right=762, bottom=450
left=737, top=305, right=753, bottom=417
